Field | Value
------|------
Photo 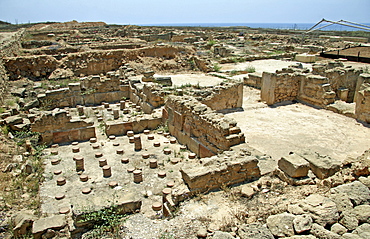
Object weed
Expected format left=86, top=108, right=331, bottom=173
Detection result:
left=1, top=125, right=9, bottom=135
left=244, top=65, right=256, bottom=73
left=156, top=121, right=169, bottom=133
left=0, top=107, right=5, bottom=113
left=81, top=88, right=96, bottom=95
left=77, top=205, right=127, bottom=239
left=159, top=231, right=176, bottom=239
left=207, top=40, right=217, bottom=47
left=213, top=63, right=222, bottom=72
left=5, top=99, right=16, bottom=107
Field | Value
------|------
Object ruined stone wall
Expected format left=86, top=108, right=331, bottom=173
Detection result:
left=355, top=74, right=370, bottom=123
left=244, top=72, right=262, bottom=89
left=297, top=75, right=336, bottom=107
left=261, top=67, right=336, bottom=107
left=312, top=62, right=362, bottom=102
left=261, top=72, right=302, bottom=105
left=105, top=117, right=162, bottom=136
left=201, top=81, right=243, bottom=111
left=164, top=96, right=245, bottom=158
left=31, top=110, right=95, bottom=144
left=129, top=82, right=165, bottom=114
left=38, top=75, right=130, bottom=109
left=0, top=29, right=24, bottom=103
left=4, top=45, right=194, bottom=80
left=180, top=148, right=261, bottom=193
left=4, top=55, right=58, bottom=80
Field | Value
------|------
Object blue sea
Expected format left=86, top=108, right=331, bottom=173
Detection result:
left=141, top=22, right=370, bottom=31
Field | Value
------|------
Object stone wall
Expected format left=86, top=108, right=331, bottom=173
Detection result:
left=38, top=74, right=130, bottom=109
left=164, top=95, right=245, bottom=158
left=244, top=72, right=262, bottom=89
left=0, top=29, right=24, bottom=103
left=312, top=62, right=362, bottom=102
left=201, top=81, right=243, bottom=111
left=4, top=45, right=194, bottom=80
left=355, top=74, right=370, bottom=123
left=31, top=110, right=95, bottom=144
left=105, top=117, right=162, bottom=136
left=261, top=71, right=303, bottom=105
left=297, top=75, right=336, bottom=107
left=129, top=82, right=166, bottom=114
left=180, top=148, right=261, bottom=193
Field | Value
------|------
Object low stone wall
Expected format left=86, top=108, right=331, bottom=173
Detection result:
left=129, top=82, right=166, bottom=114
left=105, top=117, right=162, bottom=136
left=180, top=148, right=261, bottom=193
left=31, top=110, right=96, bottom=144
left=244, top=72, right=262, bottom=89
left=201, top=81, right=243, bottom=111
left=261, top=64, right=337, bottom=107
left=164, top=96, right=245, bottom=157
left=297, top=75, right=336, bottom=107
left=38, top=74, right=130, bottom=109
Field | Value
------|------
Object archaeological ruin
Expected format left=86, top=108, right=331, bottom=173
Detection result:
left=0, top=20, right=370, bottom=239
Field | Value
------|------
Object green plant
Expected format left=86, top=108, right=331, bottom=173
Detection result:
left=213, top=63, right=222, bottom=72
left=156, top=121, right=169, bottom=133
left=1, top=125, right=9, bottom=135
left=0, top=107, right=5, bottom=114
left=207, top=40, right=217, bottom=47
left=244, top=65, right=256, bottom=73
left=81, top=88, right=96, bottom=95
left=77, top=205, right=127, bottom=238
left=159, top=232, right=176, bottom=239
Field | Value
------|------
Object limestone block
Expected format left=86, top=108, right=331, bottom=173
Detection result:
left=32, top=215, right=66, bottom=239
left=298, top=194, right=339, bottom=227
left=266, top=212, right=295, bottom=237
left=300, top=153, right=341, bottom=179
left=310, top=223, right=340, bottom=239
left=330, top=181, right=370, bottom=206
left=278, top=153, right=310, bottom=178
left=237, top=223, right=274, bottom=239
left=295, top=54, right=316, bottom=63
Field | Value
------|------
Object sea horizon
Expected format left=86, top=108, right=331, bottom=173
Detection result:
left=139, top=22, right=370, bottom=31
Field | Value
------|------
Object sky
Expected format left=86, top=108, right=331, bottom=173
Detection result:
left=0, top=0, right=369, bottom=25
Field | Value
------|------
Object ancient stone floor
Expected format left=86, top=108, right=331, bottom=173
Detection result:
left=40, top=115, right=195, bottom=217
left=230, top=86, right=370, bottom=163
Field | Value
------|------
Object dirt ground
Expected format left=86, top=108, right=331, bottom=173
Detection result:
left=229, top=87, right=370, bottom=163
left=327, top=46, right=370, bottom=58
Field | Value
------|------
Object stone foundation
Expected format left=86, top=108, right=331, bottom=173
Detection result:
left=180, top=148, right=261, bottom=193
left=31, top=110, right=95, bottom=144
left=164, top=95, right=245, bottom=157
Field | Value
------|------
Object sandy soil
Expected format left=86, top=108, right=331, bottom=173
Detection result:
left=220, top=59, right=312, bottom=73
left=228, top=87, right=370, bottom=163
left=154, top=73, right=225, bottom=87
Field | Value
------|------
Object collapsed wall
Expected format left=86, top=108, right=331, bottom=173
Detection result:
left=164, top=95, right=245, bottom=158
left=0, top=29, right=24, bottom=103
left=4, top=45, right=195, bottom=80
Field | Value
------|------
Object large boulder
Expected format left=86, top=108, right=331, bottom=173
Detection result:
left=298, top=194, right=339, bottom=227
left=330, top=181, right=370, bottom=206
left=266, top=212, right=295, bottom=237
left=237, top=223, right=274, bottom=239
